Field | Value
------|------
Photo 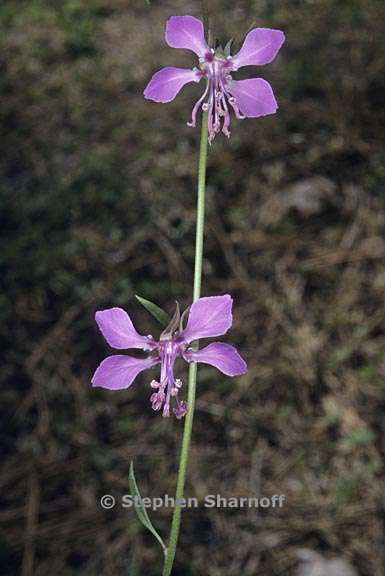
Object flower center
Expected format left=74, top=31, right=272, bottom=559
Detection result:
left=200, top=51, right=232, bottom=85
left=188, top=50, right=244, bottom=142
left=150, top=340, right=187, bottom=419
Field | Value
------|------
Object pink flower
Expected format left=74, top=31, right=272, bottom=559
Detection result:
left=92, top=295, right=247, bottom=419
left=144, top=15, right=285, bottom=142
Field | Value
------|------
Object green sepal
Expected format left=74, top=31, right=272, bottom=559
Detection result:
left=135, top=295, right=169, bottom=326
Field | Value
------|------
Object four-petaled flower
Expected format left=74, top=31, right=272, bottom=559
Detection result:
left=92, top=295, right=247, bottom=419
left=144, top=15, right=285, bottom=142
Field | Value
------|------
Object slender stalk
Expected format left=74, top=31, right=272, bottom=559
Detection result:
left=192, top=112, right=209, bottom=303
left=162, top=112, right=208, bottom=576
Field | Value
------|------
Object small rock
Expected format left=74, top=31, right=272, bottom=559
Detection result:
left=283, top=177, right=337, bottom=216
left=296, top=549, right=358, bottom=576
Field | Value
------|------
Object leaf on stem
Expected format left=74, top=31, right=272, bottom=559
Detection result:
left=129, top=461, right=167, bottom=555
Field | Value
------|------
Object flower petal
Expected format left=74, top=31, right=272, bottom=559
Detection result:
left=227, top=78, right=278, bottom=118
left=231, top=28, right=285, bottom=69
left=91, top=355, right=159, bottom=390
left=180, top=295, right=233, bottom=343
left=165, top=15, right=209, bottom=58
left=95, top=308, right=155, bottom=350
left=184, top=343, right=247, bottom=376
left=144, top=67, right=200, bottom=103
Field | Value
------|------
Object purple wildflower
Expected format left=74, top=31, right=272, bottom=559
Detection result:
left=92, top=295, right=247, bottom=419
left=144, top=15, right=285, bottom=142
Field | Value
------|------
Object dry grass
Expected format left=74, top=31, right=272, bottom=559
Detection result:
left=1, top=1, right=385, bottom=574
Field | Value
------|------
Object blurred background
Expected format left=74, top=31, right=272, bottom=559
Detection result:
left=1, top=0, right=385, bottom=574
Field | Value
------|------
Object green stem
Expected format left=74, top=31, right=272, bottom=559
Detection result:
left=162, top=112, right=208, bottom=576
left=192, top=112, right=209, bottom=303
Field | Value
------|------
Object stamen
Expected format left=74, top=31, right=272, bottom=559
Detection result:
left=187, top=81, right=209, bottom=128
left=150, top=388, right=165, bottom=411
left=150, top=341, right=187, bottom=418
left=207, top=83, right=216, bottom=143
left=162, top=403, right=170, bottom=418
left=197, top=52, right=247, bottom=141
left=174, top=400, right=188, bottom=419
left=219, top=78, right=231, bottom=137
left=228, top=97, right=246, bottom=120
left=171, top=378, right=183, bottom=396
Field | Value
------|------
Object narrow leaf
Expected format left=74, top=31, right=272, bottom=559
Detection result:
left=129, top=461, right=167, bottom=555
left=135, top=295, right=169, bottom=326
